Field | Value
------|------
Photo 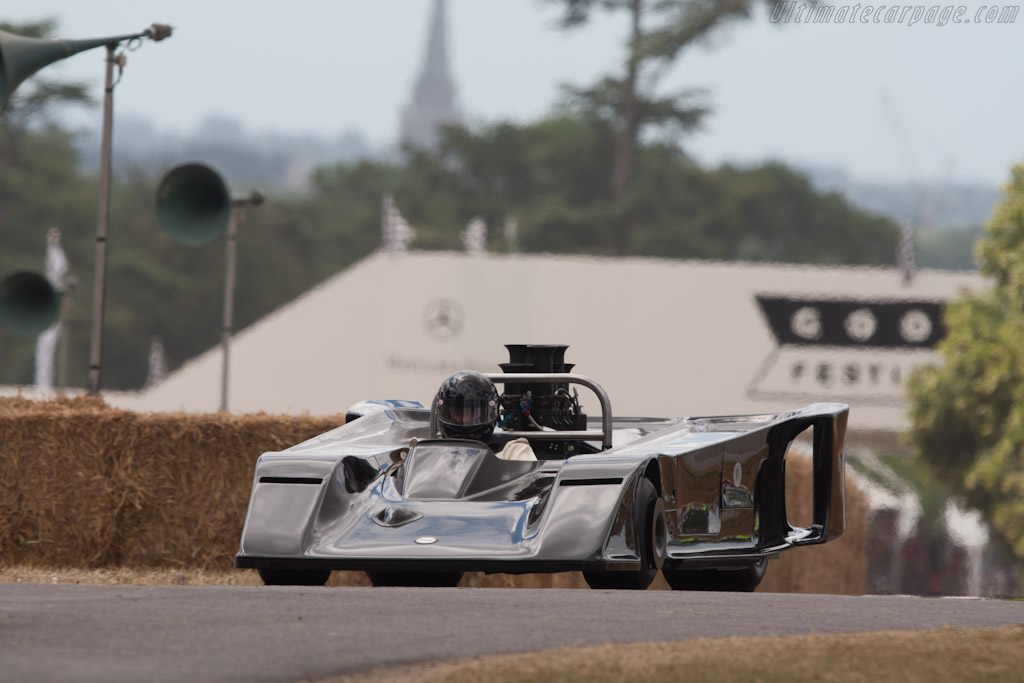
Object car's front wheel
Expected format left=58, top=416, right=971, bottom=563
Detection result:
left=583, top=478, right=666, bottom=591
left=257, top=568, right=332, bottom=586
left=662, top=557, right=768, bottom=592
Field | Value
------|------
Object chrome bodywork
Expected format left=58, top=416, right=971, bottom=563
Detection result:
left=235, top=374, right=849, bottom=576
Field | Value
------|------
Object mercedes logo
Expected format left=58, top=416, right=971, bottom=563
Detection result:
left=423, top=298, right=464, bottom=341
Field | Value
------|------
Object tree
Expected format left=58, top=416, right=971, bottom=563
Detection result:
left=544, top=0, right=768, bottom=230
left=399, top=118, right=898, bottom=262
left=906, top=163, right=1024, bottom=559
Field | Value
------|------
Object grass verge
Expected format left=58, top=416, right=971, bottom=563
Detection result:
left=325, top=625, right=1024, bottom=683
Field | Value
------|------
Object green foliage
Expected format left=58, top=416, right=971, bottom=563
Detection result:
left=558, top=77, right=709, bottom=146
left=385, top=119, right=898, bottom=262
left=907, top=164, right=1024, bottom=559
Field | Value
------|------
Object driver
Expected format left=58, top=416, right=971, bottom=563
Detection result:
left=435, top=370, right=536, bottom=461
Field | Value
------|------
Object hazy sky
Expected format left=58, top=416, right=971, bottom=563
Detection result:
left=4, top=1, right=1022, bottom=185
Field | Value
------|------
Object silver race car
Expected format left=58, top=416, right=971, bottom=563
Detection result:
left=236, top=344, right=848, bottom=590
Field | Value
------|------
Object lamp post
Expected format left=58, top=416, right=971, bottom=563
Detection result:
left=0, top=23, right=172, bottom=394
left=220, top=192, right=264, bottom=412
left=88, top=26, right=173, bottom=395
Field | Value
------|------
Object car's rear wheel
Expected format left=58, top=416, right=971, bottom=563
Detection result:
left=366, top=571, right=464, bottom=587
left=584, top=478, right=665, bottom=591
left=257, top=568, right=332, bottom=586
left=662, top=557, right=768, bottom=592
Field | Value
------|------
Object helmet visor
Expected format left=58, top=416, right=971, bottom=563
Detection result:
left=439, top=397, right=496, bottom=427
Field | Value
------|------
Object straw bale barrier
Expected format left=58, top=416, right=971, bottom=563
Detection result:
left=0, top=397, right=866, bottom=593
left=0, top=396, right=338, bottom=570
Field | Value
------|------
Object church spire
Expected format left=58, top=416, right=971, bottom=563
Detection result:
left=401, top=0, right=462, bottom=150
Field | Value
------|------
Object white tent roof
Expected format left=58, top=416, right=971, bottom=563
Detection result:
left=101, top=250, right=984, bottom=433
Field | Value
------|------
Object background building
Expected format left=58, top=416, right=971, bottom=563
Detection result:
left=103, top=250, right=984, bottom=437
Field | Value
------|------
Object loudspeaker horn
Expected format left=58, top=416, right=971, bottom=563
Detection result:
left=0, top=271, right=60, bottom=337
left=155, top=162, right=233, bottom=247
left=0, top=24, right=172, bottom=112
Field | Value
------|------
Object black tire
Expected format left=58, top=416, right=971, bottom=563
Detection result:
left=257, top=568, right=331, bottom=586
left=366, top=571, right=464, bottom=587
left=663, top=557, right=768, bottom=592
left=584, top=478, right=666, bottom=591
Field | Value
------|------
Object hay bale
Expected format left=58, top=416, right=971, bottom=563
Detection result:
left=0, top=397, right=133, bottom=567
left=0, top=397, right=337, bottom=570
left=113, top=411, right=339, bottom=570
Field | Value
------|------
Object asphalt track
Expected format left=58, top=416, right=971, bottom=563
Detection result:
left=2, top=584, right=1024, bottom=683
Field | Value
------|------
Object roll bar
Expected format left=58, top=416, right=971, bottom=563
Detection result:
left=429, top=373, right=614, bottom=451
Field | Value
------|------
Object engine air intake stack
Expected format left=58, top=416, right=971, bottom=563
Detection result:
left=499, top=345, right=586, bottom=443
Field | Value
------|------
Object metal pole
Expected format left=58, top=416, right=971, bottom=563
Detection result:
left=218, top=191, right=262, bottom=412
left=220, top=204, right=240, bottom=412
left=86, top=43, right=116, bottom=395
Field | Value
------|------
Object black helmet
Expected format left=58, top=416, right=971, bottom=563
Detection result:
left=436, top=370, right=499, bottom=441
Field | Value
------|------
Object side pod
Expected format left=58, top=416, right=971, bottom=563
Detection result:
left=759, top=403, right=849, bottom=549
